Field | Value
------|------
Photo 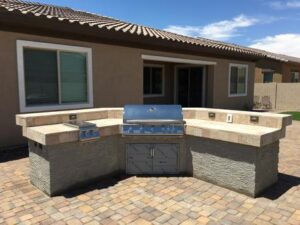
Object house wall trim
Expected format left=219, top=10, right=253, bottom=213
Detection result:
left=142, top=54, right=217, bottom=65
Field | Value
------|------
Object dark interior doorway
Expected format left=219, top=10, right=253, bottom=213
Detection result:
left=176, top=67, right=204, bottom=107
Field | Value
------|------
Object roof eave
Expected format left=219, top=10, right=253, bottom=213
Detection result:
left=0, top=9, right=263, bottom=61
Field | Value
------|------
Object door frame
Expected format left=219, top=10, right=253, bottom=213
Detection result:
left=174, top=65, right=206, bottom=107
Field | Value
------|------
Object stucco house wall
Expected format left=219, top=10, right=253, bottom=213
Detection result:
left=255, top=58, right=300, bottom=83
left=254, top=59, right=283, bottom=83
left=282, top=63, right=300, bottom=82
left=0, top=30, right=255, bottom=149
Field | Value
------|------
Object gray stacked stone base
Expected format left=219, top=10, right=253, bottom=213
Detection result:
left=29, top=135, right=279, bottom=197
left=185, top=136, right=279, bottom=197
left=29, top=136, right=120, bottom=196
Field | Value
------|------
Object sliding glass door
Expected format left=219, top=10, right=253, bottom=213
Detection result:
left=176, top=67, right=204, bottom=107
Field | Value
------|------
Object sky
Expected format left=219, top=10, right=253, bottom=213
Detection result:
left=36, top=0, right=300, bottom=57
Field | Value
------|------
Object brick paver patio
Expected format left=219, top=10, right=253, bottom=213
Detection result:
left=0, top=122, right=300, bottom=225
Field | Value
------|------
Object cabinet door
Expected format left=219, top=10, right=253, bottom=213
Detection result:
left=126, top=144, right=153, bottom=174
left=153, top=144, right=179, bottom=174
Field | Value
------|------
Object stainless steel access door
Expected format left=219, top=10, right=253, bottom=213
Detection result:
left=126, top=143, right=179, bottom=175
left=153, top=144, right=179, bottom=174
left=126, top=144, right=153, bottom=174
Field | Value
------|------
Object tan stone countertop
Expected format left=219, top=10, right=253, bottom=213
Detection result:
left=24, top=119, right=122, bottom=145
left=16, top=107, right=292, bottom=147
left=185, top=119, right=282, bottom=147
left=23, top=118, right=282, bottom=147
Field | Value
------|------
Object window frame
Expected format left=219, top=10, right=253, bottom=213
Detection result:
left=228, top=63, right=248, bottom=97
left=143, top=64, right=165, bottom=98
left=263, top=71, right=274, bottom=83
left=17, top=40, right=93, bottom=112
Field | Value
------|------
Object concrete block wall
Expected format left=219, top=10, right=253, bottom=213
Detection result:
left=254, top=83, right=300, bottom=110
left=276, top=83, right=300, bottom=110
left=254, top=83, right=277, bottom=109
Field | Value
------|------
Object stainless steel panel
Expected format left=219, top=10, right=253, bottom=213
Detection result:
left=123, top=105, right=183, bottom=123
left=126, top=144, right=153, bottom=174
left=126, top=143, right=179, bottom=175
left=153, top=144, right=179, bottom=174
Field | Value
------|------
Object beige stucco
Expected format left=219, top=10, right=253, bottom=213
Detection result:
left=282, top=63, right=300, bottom=82
left=0, top=30, right=255, bottom=149
left=255, top=59, right=283, bottom=83
left=255, top=68, right=264, bottom=83
left=255, top=58, right=300, bottom=83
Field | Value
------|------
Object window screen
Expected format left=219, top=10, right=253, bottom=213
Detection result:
left=291, top=72, right=299, bottom=82
left=23, top=48, right=89, bottom=107
left=230, top=66, right=238, bottom=94
left=60, top=52, right=88, bottom=103
left=143, top=66, right=163, bottom=95
left=263, top=72, right=274, bottom=83
left=230, top=65, right=247, bottom=96
left=143, top=67, right=151, bottom=95
left=151, top=67, right=163, bottom=94
left=23, top=48, right=59, bottom=106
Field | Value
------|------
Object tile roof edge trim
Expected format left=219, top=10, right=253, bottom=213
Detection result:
left=1, top=0, right=300, bottom=64
left=141, top=55, right=217, bottom=65
left=0, top=0, right=263, bottom=58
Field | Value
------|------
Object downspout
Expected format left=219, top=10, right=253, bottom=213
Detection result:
left=274, top=83, right=277, bottom=110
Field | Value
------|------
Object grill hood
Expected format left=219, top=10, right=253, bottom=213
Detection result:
left=123, top=105, right=183, bottom=124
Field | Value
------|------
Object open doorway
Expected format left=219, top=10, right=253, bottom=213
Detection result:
left=175, top=66, right=205, bottom=107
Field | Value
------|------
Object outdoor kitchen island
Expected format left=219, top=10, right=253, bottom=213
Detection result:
left=16, top=106, right=292, bottom=197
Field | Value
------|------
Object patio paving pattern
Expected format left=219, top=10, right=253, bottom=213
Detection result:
left=0, top=122, right=300, bottom=225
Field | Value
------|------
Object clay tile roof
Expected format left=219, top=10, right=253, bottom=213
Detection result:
left=0, top=0, right=298, bottom=63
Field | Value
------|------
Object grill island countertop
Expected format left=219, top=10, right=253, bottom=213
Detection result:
left=17, top=107, right=289, bottom=147
left=16, top=107, right=292, bottom=197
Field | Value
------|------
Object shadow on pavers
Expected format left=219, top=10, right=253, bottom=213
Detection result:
left=0, top=145, right=28, bottom=163
left=259, top=173, right=300, bottom=200
left=62, top=175, right=131, bottom=198
left=61, top=174, right=186, bottom=198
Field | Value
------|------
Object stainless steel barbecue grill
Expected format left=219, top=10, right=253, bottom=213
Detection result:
left=122, top=105, right=185, bottom=135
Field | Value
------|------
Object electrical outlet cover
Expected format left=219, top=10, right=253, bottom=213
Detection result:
left=226, top=114, right=233, bottom=123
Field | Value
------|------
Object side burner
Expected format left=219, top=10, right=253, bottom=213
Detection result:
left=64, top=121, right=100, bottom=141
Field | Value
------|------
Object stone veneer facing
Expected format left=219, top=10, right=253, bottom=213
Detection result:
left=29, top=135, right=279, bottom=197
left=29, top=136, right=120, bottom=196
left=186, top=136, right=279, bottom=197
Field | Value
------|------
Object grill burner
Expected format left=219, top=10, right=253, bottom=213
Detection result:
left=122, top=105, right=185, bottom=135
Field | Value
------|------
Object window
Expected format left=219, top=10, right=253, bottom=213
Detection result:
left=291, top=71, right=299, bottom=82
left=263, top=72, right=274, bottom=83
left=143, top=65, right=164, bottom=96
left=17, top=41, right=93, bottom=112
left=229, top=64, right=248, bottom=97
